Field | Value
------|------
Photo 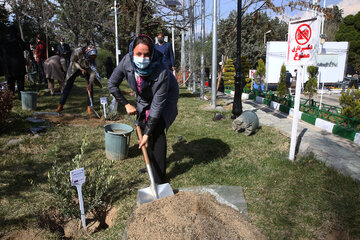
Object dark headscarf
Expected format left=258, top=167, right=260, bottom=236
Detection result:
left=128, top=35, right=162, bottom=77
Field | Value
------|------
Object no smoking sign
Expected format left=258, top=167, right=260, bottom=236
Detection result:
left=295, top=24, right=312, bottom=45
left=287, top=17, right=320, bottom=66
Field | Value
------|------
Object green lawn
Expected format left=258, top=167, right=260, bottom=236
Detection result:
left=0, top=78, right=360, bottom=239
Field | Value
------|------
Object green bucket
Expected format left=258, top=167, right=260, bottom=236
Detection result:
left=20, top=91, right=38, bottom=110
left=104, top=123, right=134, bottom=161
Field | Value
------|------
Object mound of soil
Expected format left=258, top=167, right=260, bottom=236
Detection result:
left=126, top=191, right=267, bottom=240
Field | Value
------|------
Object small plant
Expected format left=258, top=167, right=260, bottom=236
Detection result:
left=0, top=87, right=13, bottom=127
left=254, top=59, right=266, bottom=91
left=278, top=65, right=287, bottom=97
left=304, top=66, right=318, bottom=99
left=339, top=89, right=360, bottom=121
left=48, top=135, right=115, bottom=218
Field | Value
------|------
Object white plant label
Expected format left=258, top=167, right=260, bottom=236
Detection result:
left=70, top=168, right=85, bottom=186
left=100, top=97, right=107, bottom=105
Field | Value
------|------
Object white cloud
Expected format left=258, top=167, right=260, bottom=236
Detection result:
left=329, top=0, right=360, bottom=16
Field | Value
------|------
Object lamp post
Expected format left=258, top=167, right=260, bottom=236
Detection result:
left=211, top=0, right=218, bottom=108
left=319, top=34, right=326, bottom=109
left=264, top=30, right=271, bottom=45
left=112, top=0, right=120, bottom=66
left=164, top=1, right=181, bottom=60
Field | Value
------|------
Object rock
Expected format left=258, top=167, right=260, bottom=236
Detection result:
left=105, top=207, right=118, bottom=227
left=232, top=110, right=259, bottom=136
left=6, top=138, right=23, bottom=147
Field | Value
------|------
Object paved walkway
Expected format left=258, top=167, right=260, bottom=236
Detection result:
left=218, top=93, right=360, bottom=182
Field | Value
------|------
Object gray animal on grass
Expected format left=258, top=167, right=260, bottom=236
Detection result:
left=232, top=110, right=259, bottom=136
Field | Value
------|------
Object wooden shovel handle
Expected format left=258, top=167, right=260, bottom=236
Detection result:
left=136, top=126, right=151, bottom=165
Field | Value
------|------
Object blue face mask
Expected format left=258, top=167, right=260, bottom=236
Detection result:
left=133, top=56, right=151, bottom=69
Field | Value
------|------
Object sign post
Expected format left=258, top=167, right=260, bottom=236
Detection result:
left=287, top=17, right=320, bottom=161
left=70, top=168, right=86, bottom=229
left=100, top=97, right=108, bottom=119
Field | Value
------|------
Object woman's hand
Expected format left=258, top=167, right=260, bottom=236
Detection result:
left=125, top=104, right=137, bottom=115
left=138, top=134, right=149, bottom=149
left=80, top=68, right=87, bottom=76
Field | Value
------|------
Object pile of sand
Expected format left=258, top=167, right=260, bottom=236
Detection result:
left=126, top=191, right=267, bottom=240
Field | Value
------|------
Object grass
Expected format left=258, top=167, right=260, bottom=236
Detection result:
left=0, top=77, right=360, bottom=239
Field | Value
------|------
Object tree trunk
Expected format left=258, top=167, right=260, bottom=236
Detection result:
left=135, top=0, right=144, bottom=36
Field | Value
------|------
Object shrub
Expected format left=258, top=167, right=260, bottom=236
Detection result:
left=278, top=65, right=287, bottom=97
left=223, top=59, right=235, bottom=86
left=0, top=87, right=13, bottom=127
left=96, top=48, right=115, bottom=78
left=48, top=136, right=115, bottom=218
left=304, top=66, right=318, bottom=99
left=254, top=59, right=265, bottom=85
left=340, top=89, right=360, bottom=121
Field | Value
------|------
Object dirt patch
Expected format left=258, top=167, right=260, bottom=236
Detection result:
left=1, top=228, right=47, bottom=240
left=38, top=113, right=111, bottom=127
left=38, top=204, right=118, bottom=239
left=126, top=191, right=267, bottom=240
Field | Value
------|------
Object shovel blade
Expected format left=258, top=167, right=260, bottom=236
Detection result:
left=137, top=183, right=174, bottom=204
left=90, top=106, right=101, bottom=119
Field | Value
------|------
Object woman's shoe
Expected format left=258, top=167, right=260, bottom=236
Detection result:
left=55, top=104, right=63, bottom=112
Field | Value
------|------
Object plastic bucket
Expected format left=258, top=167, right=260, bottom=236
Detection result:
left=104, top=123, right=134, bottom=161
left=20, top=91, right=38, bottom=110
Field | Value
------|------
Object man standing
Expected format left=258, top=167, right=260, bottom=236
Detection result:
left=0, top=26, right=26, bottom=99
left=35, top=33, right=47, bottom=84
left=57, top=38, right=71, bottom=68
left=154, top=33, right=175, bottom=71
left=285, top=70, right=292, bottom=94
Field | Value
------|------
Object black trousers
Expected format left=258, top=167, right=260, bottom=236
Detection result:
left=37, top=60, right=46, bottom=83
left=59, top=71, right=93, bottom=106
left=141, top=118, right=167, bottom=184
left=6, top=75, right=24, bottom=99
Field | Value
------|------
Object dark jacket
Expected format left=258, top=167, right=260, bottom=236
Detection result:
left=154, top=42, right=175, bottom=69
left=0, top=32, right=26, bottom=77
left=35, top=40, right=47, bottom=62
left=108, top=52, right=179, bottom=132
left=57, top=43, right=71, bottom=59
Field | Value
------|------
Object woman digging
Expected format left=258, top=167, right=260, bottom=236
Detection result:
left=108, top=35, right=179, bottom=184
left=55, top=45, right=102, bottom=113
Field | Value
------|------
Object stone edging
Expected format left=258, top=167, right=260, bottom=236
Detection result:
left=241, top=93, right=360, bottom=145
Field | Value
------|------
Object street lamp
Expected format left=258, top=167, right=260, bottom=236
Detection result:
left=264, top=30, right=271, bottom=45
left=111, top=0, right=120, bottom=66
left=164, top=0, right=181, bottom=59
left=232, top=0, right=243, bottom=118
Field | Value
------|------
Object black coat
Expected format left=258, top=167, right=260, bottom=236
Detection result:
left=0, top=33, right=26, bottom=78
left=57, top=43, right=71, bottom=60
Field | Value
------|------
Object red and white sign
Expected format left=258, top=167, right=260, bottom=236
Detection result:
left=287, top=17, right=321, bottom=66
left=249, top=69, right=256, bottom=78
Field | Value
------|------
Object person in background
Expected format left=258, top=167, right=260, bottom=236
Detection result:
left=285, top=70, right=292, bottom=94
left=349, top=71, right=359, bottom=89
left=43, top=54, right=67, bottom=95
left=35, top=33, right=47, bottom=84
left=0, top=26, right=26, bottom=99
left=55, top=45, right=102, bottom=113
left=154, top=33, right=175, bottom=72
left=108, top=35, right=179, bottom=184
left=105, top=56, right=115, bottom=79
left=57, top=38, right=71, bottom=68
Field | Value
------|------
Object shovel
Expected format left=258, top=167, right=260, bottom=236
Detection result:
left=128, top=114, right=174, bottom=204
left=87, top=89, right=101, bottom=119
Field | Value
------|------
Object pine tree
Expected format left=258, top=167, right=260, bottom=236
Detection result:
left=278, top=65, right=287, bottom=97
left=223, top=58, right=235, bottom=87
left=304, top=66, right=318, bottom=99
